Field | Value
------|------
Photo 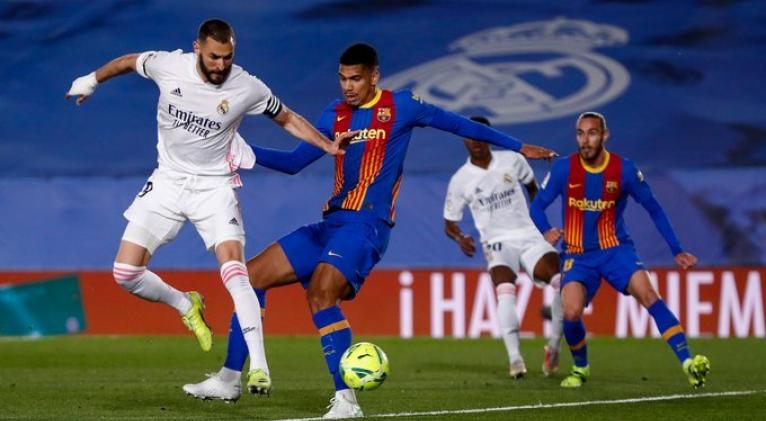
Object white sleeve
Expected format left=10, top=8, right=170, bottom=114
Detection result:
left=516, top=155, right=536, bottom=184
left=246, top=76, right=283, bottom=118
left=443, top=174, right=467, bottom=221
left=135, top=50, right=176, bottom=80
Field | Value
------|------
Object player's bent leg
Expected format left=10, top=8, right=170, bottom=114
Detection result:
left=626, top=270, right=708, bottom=387
left=307, top=263, right=362, bottom=419
left=531, top=252, right=563, bottom=377
left=561, top=281, right=590, bottom=387
left=216, top=240, right=272, bottom=396
left=490, top=266, right=526, bottom=379
left=113, top=239, right=206, bottom=349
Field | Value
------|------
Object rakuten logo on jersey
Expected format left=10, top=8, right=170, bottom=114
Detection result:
left=568, top=197, right=615, bottom=211
left=335, top=128, right=387, bottom=145
left=168, top=104, right=222, bottom=138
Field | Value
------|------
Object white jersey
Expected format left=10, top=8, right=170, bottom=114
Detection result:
left=136, top=50, right=282, bottom=178
left=444, top=151, right=539, bottom=244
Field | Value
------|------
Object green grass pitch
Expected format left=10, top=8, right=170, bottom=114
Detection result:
left=1, top=336, right=764, bottom=420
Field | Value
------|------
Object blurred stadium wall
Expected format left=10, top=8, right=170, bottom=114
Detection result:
left=0, top=1, right=763, bottom=337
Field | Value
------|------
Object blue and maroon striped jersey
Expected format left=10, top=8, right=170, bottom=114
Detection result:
left=530, top=152, right=684, bottom=256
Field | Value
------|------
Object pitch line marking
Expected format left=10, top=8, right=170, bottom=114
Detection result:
left=276, top=389, right=764, bottom=421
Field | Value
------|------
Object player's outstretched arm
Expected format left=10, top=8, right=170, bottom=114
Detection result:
left=626, top=161, right=685, bottom=257
left=423, top=105, right=557, bottom=159
left=272, top=105, right=356, bottom=156
left=250, top=142, right=325, bottom=175
left=444, top=220, right=476, bottom=257
left=65, top=53, right=139, bottom=105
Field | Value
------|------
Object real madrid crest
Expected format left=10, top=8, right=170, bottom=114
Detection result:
left=217, top=99, right=230, bottom=116
left=377, top=107, right=391, bottom=122
left=606, top=180, right=618, bottom=193
left=503, top=172, right=513, bottom=184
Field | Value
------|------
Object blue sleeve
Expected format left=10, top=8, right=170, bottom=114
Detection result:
left=624, top=160, right=684, bottom=256
left=251, top=104, right=331, bottom=175
left=400, top=91, right=522, bottom=152
left=530, top=159, right=566, bottom=233
left=252, top=142, right=325, bottom=175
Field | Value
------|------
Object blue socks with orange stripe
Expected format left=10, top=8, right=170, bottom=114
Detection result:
left=312, top=305, right=352, bottom=391
left=563, top=319, right=589, bottom=367
left=649, top=299, right=691, bottom=363
left=223, top=288, right=267, bottom=372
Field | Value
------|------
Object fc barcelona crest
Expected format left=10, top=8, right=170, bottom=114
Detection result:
left=606, top=181, right=618, bottom=193
left=377, top=107, right=391, bottom=122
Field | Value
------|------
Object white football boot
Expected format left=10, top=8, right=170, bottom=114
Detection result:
left=182, top=372, right=241, bottom=403
left=323, top=391, right=363, bottom=419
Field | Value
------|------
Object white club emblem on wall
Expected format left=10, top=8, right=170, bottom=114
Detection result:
left=383, top=17, right=631, bottom=124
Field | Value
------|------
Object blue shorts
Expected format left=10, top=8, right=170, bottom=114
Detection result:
left=560, top=244, right=646, bottom=304
left=277, top=210, right=391, bottom=299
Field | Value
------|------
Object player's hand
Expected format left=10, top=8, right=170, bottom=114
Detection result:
left=324, top=130, right=359, bottom=155
left=543, top=228, right=563, bottom=246
left=674, top=251, right=697, bottom=270
left=520, top=144, right=558, bottom=161
left=457, top=234, right=476, bottom=257
left=65, top=72, right=99, bottom=105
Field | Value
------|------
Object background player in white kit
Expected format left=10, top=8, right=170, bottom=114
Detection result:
left=444, top=116, right=564, bottom=378
left=65, top=19, right=346, bottom=393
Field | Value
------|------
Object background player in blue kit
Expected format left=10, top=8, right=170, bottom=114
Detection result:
left=182, top=43, right=556, bottom=418
left=529, top=111, right=710, bottom=389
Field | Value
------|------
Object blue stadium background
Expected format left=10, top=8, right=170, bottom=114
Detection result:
left=1, top=0, right=764, bottom=270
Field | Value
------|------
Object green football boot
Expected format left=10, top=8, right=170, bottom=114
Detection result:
left=181, top=292, right=213, bottom=352
left=247, top=368, right=272, bottom=396
left=683, top=355, right=710, bottom=389
left=560, top=365, right=590, bottom=388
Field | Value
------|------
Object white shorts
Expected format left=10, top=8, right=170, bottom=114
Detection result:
left=122, top=168, right=245, bottom=254
left=483, top=227, right=558, bottom=284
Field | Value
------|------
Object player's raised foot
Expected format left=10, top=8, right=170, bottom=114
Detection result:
left=683, top=355, right=710, bottom=389
left=509, top=359, right=528, bottom=379
left=182, top=372, right=241, bottom=403
left=323, top=395, right=363, bottom=419
left=560, top=365, right=589, bottom=388
left=542, top=345, right=560, bottom=377
left=247, top=368, right=272, bottom=396
left=181, top=292, right=213, bottom=352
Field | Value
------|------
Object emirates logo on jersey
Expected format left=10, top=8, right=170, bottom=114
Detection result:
left=377, top=107, right=391, bottom=122
left=217, top=99, right=230, bottom=115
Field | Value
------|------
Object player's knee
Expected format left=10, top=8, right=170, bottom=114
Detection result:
left=563, top=304, right=584, bottom=321
left=307, top=288, right=337, bottom=313
left=638, top=289, right=660, bottom=308
left=112, top=262, right=145, bottom=291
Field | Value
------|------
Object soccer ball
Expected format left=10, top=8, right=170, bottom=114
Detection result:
left=339, top=342, right=390, bottom=391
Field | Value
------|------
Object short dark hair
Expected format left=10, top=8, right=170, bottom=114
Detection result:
left=470, top=116, right=491, bottom=127
left=198, top=19, right=235, bottom=44
left=577, top=111, right=607, bottom=131
left=340, top=43, right=379, bottom=68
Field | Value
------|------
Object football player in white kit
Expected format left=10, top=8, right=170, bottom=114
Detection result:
left=65, top=19, right=347, bottom=393
left=444, top=116, right=564, bottom=378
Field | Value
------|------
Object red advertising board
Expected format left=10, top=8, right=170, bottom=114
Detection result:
left=1, top=267, right=763, bottom=338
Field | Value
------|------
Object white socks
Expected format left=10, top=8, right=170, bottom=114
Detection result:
left=113, top=262, right=191, bottom=314
left=548, top=274, right=564, bottom=351
left=220, top=260, right=269, bottom=373
left=336, top=388, right=357, bottom=404
left=217, top=366, right=241, bottom=383
left=496, top=282, right=522, bottom=364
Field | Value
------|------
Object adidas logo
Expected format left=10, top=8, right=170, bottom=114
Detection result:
left=228, top=217, right=239, bottom=226
left=170, top=87, right=182, bottom=97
